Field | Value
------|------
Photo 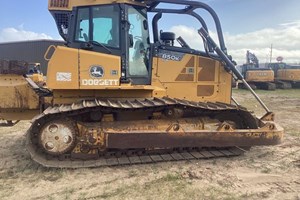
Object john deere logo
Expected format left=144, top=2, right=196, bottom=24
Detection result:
left=89, top=65, right=104, bottom=78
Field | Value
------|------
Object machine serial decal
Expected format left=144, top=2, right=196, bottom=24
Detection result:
left=158, top=50, right=184, bottom=61
left=257, top=72, right=267, bottom=76
left=81, top=79, right=119, bottom=86
left=56, top=72, right=72, bottom=82
left=89, top=65, right=104, bottom=78
left=111, top=70, right=118, bottom=76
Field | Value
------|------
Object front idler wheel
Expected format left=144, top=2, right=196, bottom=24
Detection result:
left=38, top=118, right=77, bottom=155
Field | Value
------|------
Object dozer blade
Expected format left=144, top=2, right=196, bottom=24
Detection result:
left=106, top=123, right=283, bottom=149
left=0, top=60, right=46, bottom=124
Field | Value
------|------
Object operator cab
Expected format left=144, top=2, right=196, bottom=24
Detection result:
left=50, top=1, right=229, bottom=86
left=66, top=4, right=151, bottom=85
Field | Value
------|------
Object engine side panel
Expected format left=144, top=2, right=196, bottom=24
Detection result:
left=153, top=51, right=232, bottom=104
left=47, top=46, right=79, bottom=89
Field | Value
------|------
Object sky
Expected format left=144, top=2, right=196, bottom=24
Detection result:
left=0, top=0, right=300, bottom=65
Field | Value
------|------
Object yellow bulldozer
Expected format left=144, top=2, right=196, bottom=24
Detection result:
left=0, top=0, right=283, bottom=168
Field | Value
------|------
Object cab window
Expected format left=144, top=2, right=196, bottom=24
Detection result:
left=75, top=5, right=120, bottom=48
left=128, top=7, right=150, bottom=76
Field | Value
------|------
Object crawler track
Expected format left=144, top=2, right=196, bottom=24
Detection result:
left=27, top=135, right=246, bottom=168
left=26, top=97, right=258, bottom=168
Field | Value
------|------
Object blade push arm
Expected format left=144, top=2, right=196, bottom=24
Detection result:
left=198, top=28, right=271, bottom=113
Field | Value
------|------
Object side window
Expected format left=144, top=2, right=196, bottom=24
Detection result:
left=128, top=7, right=150, bottom=76
left=75, top=8, right=89, bottom=42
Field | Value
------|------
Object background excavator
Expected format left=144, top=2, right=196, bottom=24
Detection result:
left=0, top=0, right=283, bottom=168
left=268, top=62, right=300, bottom=89
left=238, top=51, right=275, bottom=90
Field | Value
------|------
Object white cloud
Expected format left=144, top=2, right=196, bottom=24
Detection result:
left=170, top=25, right=203, bottom=48
left=169, top=21, right=300, bottom=65
left=0, top=27, right=53, bottom=43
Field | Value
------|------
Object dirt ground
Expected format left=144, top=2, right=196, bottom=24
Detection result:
left=0, top=89, right=299, bottom=200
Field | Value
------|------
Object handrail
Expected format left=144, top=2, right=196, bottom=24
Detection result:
left=148, top=0, right=226, bottom=52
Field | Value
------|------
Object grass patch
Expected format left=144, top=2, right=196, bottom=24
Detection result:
left=46, top=196, right=55, bottom=200
left=161, top=173, right=182, bottom=182
left=127, top=169, right=138, bottom=178
left=63, top=188, right=76, bottom=200
left=78, top=192, right=88, bottom=200
left=98, top=186, right=130, bottom=199
left=288, top=131, right=300, bottom=137
left=42, top=170, right=65, bottom=182
left=0, top=184, right=14, bottom=199
left=233, top=88, right=300, bottom=98
left=283, top=124, right=300, bottom=137
left=201, top=187, right=239, bottom=200
left=261, top=167, right=272, bottom=174
left=240, top=192, right=256, bottom=199
left=83, top=173, right=185, bottom=199
left=88, top=172, right=240, bottom=200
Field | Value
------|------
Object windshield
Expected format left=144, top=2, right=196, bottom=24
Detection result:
left=128, top=7, right=150, bottom=76
left=75, top=5, right=120, bottom=48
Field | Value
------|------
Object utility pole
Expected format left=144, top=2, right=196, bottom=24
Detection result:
left=269, top=44, right=273, bottom=63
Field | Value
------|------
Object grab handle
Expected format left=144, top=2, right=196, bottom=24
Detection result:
left=44, top=45, right=57, bottom=61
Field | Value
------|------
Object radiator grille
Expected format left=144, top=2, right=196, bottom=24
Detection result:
left=50, top=0, right=69, bottom=8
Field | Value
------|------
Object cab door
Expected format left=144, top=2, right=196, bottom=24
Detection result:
left=125, top=5, right=151, bottom=85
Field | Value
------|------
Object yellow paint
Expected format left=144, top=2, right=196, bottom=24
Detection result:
left=47, top=46, right=79, bottom=89
left=153, top=53, right=232, bottom=103
left=79, top=49, right=121, bottom=89
left=0, top=74, right=40, bottom=120
left=245, top=70, right=274, bottom=82
left=48, top=0, right=145, bottom=11
left=277, top=69, right=300, bottom=82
